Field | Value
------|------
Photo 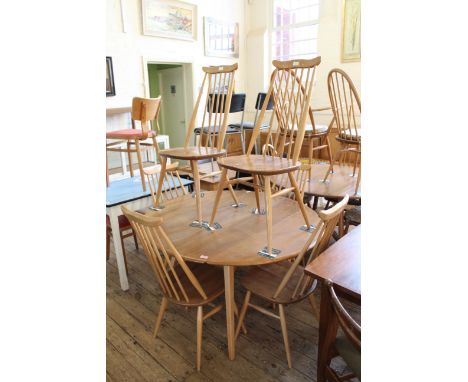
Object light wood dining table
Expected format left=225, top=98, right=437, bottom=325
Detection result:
left=143, top=189, right=320, bottom=360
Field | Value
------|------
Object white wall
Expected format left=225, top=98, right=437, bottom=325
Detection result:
left=244, top=0, right=361, bottom=126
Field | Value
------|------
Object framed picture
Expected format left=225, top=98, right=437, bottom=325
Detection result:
left=106, top=57, right=116, bottom=97
left=203, top=17, right=239, bottom=58
left=341, top=0, right=361, bottom=62
left=142, top=0, right=197, bottom=41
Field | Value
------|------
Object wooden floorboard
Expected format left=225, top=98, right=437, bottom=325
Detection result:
left=107, top=224, right=359, bottom=381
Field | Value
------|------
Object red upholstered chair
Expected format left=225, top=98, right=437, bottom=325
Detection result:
left=106, top=96, right=162, bottom=191
left=106, top=214, right=138, bottom=275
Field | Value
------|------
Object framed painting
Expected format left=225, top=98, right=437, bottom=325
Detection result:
left=142, top=0, right=197, bottom=41
left=341, top=0, right=361, bottom=62
left=203, top=17, right=239, bottom=58
left=106, top=57, right=116, bottom=97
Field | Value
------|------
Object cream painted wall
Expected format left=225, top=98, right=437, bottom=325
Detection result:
left=244, top=0, right=361, bottom=126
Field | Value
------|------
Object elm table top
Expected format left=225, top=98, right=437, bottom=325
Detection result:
left=142, top=190, right=320, bottom=267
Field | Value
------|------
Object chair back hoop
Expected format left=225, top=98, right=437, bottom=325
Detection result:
left=327, top=69, right=361, bottom=144
left=272, top=194, right=349, bottom=301
left=255, top=92, right=274, bottom=111
left=121, top=205, right=207, bottom=302
left=247, top=57, right=321, bottom=163
left=326, top=279, right=361, bottom=351
left=131, top=96, right=162, bottom=139
left=144, top=163, right=187, bottom=207
left=184, top=63, right=238, bottom=150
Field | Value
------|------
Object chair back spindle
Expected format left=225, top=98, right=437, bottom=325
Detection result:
left=144, top=164, right=187, bottom=208
left=121, top=206, right=207, bottom=302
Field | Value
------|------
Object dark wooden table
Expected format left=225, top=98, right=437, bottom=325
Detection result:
left=304, top=225, right=361, bottom=382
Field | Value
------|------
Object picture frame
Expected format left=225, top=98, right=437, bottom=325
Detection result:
left=106, top=57, right=116, bottom=97
left=341, top=0, right=361, bottom=62
left=142, top=0, right=197, bottom=41
left=203, top=17, right=239, bottom=58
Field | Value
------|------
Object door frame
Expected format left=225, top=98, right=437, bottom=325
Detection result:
left=142, top=57, right=194, bottom=146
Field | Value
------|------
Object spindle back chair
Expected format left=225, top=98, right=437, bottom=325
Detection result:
left=323, top=69, right=361, bottom=194
left=106, top=96, right=162, bottom=191
left=324, top=280, right=361, bottom=381
left=121, top=205, right=225, bottom=371
left=154, top=64, right=238, bottom=229
left=209, top=58, right=322, bottom=256
left=235, top=195, right=349, bottom=368
left=144, top=163, right=188, bottom=209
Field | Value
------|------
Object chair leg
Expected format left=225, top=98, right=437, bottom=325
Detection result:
left=235, top=291, right=251, bottom=339
left=196, top=306, right=203, bottom=371
left=209, top=167, right=228, bottom=227
left=151, top=135, right=161, bottom=164
left=233, top=301, right=248, bottom=335
left=278, top=304, right=292, bottom=368
left=325, top=135, right=334, bottom=172
left=153, top=297, right=168, bottom=338
left=132, top=229, right=139, bottom=251
left=263, top=175, right=273, bottom=256
left=106, top=227, right=110, bottom=261
left=253, top=174, right=261, bottom=212
left=134, top=139, right=146, bottom=192
left=191, top=160, right=203, bottom=224
left=127, top=141, right=134, bottom=177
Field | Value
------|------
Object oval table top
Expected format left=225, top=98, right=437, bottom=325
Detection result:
left=143, top=190, right=320, bottom=266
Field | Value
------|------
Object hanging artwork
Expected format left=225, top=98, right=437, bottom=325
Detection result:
left=203, top=17, right=239, bottom=58
left=142, top=0, right=197, bottom=41
left=341, top=0, right=361, bottom=62
left=106, top=57, right=116, bottom=96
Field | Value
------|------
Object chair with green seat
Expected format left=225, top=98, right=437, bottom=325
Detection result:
left=324, top=279, right=361, bottom=381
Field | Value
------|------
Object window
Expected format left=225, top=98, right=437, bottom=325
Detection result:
left=271, top=0, right=320, bottom=61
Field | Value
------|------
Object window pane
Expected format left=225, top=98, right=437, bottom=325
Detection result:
left=272, top=24, right=318, bottom=60
left=274, top=0, right=319, bottom=28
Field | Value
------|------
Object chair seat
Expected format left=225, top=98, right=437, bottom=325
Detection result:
left=106, top=129, right=156, bottom=140
left=335, top=334, right=361, bottom=379
left=337, top=128, right=361, bottom=142
left=160, top=146, right=227, bottom=160
left=241, top=262, right=313, bottom=304
left=217, top=154, right=300, bottom=175
left=106, top=214, right=132, bottom=230
left=194, top=126, right=240, bottom=135
left=344, top=206, right=361, bottom=226
left=229, top=122, right=269, bottom=130
left=171, top=262, right=225, bottom=306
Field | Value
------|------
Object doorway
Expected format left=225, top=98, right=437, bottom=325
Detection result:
left=147, top=62, right=193, bottom=149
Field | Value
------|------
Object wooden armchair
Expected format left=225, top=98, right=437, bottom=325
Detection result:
left=234, top=195, right=349, bottom=368
left=209, top=58, right=322, bottom=257
left=323, top=280, right=361, bottom=381
left=153, top=64, right=238, bottom=229
left=121, top=205, right=225, bottom=371
left=106, top=96, right=162, bottom=191
left=323, top=69, right=361, bottom=194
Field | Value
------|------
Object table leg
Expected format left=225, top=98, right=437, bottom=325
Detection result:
left=317, top=281, right=338, bottom=382
left=224, top=265, right=236, bottom=360
left=108, top=207, right=129, bottom=291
